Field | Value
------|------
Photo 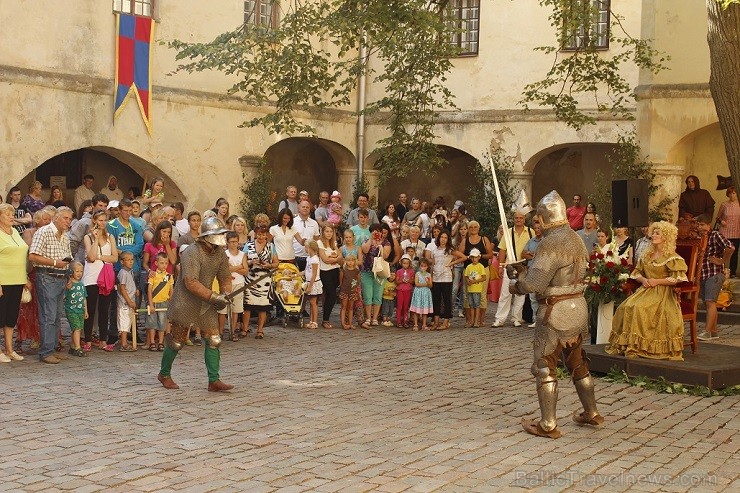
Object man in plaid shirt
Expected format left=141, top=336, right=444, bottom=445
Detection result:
left=28, top=207, right=74, bottom=364
left=696, top=214, right=734, bottom=341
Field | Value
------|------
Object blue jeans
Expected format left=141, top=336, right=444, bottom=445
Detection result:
left=36, top=273, right=67, bottom=359
left=452, top=264, right=464, bottom=310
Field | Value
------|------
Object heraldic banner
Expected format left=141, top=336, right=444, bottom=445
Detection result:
left=114, top=13, right=154, bottom=134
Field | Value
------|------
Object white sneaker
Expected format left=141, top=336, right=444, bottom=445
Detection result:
left=528, top=323, right=536, bottom=328
left=491, top=320, right=504, bottom=328
left=458, top=310, right=465, bottom=318
left=7, top=351, right=24, bottom=361
left=697, top=331, right=719, bottom=341
left=513, top=321, right=522, bottom=327
left=0, top=353, right=10, bottom=363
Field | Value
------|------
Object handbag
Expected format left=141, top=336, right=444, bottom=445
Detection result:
left=21, top=287, right=32, bottom=304
left=372, top=245, right=391, bottom=282
left=94, top=239, right=116, bottom=296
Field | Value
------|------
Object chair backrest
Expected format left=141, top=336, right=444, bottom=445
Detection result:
left=675, top=234, right=708, bottom=284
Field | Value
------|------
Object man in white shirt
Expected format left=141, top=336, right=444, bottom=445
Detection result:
left=74, top=174, right=96, bottom=211
left=293, top=200, right=320, bottom=271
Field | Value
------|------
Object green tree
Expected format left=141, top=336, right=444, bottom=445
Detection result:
left=526, top=0, right=740, bottom=191
left=468, top=149, right=520, bottom=238
left=520, top=0, right=668, bottom=129
left=168, top=0, right=460, bottom=181
left=239, top=159, right=276, bottom=223
left=589, top=131, right=674, bottom=227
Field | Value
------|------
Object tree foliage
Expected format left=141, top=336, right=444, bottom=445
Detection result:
left=239, top=159, right=276, bottom=223
left=521, top=0, right=669, bottom=129
left=468, top=149, right=521, bottom=238
left=167, top=0, right=460, bottom=181
left=589, top=131, right=674, bottom=227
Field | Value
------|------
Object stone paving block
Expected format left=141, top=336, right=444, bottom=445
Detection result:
left=2, top=321, right=740, bottom=492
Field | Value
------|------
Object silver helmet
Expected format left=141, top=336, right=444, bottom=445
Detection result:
left=198, top=216, right=229, bottom=246
left=536, top=190, right=569, bottom=230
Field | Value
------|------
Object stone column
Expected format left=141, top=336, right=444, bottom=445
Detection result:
left=239, top=155, right=262, bottom=182
left=336, top=168, right=357, bottom=207
left=336, top=168, right=381, bottom=209
left=651, top=162, right=685, bottom=221
left=511, top=171, right=534, bottom=204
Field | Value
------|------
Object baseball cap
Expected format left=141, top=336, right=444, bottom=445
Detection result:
left=469, top=248, right=481, bottom=257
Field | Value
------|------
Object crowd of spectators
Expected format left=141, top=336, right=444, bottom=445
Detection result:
left=0, top=176, right=738, bottom=365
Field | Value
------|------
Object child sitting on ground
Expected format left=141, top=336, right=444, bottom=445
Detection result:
left=64, top=261, right=88, bottom=357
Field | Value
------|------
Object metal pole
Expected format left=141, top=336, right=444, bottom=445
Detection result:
left=357, top=33, right=367, bottom=179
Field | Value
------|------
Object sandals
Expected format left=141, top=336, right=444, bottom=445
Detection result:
left=255, top=332, right=264, bottom=339
left=306, top=322, right=318, bottom=329
left=412, top=325, right=419, bottom=331
left=157, top=343, right=164, bottom=351
left=342, top=324, right=351, bottom=330
left=371, top=319, right=379, bottom=326
left=361, top=320, right=371, bottom=329
left=149, top=344, right=157, bottom=352
left=119, top=345, right=136, bottom=352
left=232, top=332, right=239, bottom=342
left=322, top=321, right=333, bottom=329
left=239, top=330, right=249, bottom=337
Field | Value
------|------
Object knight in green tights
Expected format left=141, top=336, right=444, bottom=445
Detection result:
left=157, top=217, right=234, bottom=392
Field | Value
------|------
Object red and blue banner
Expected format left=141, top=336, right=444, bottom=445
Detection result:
left=114, top=13, right=154, bottom=134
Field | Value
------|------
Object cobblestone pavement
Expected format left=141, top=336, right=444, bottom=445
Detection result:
left=2, top=311, right=739, bottom=493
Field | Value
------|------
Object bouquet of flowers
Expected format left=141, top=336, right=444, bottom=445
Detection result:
left=584, top=248, right=632, bottom=306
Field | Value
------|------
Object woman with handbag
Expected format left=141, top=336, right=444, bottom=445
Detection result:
left=0, top=203, right=30, bottom=362
left=82, top=209, right=119, bottom=352
left=360, top=224, right=391, bottom=329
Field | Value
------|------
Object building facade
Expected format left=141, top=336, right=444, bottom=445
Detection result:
left=0, top=0, right=729, bottom=217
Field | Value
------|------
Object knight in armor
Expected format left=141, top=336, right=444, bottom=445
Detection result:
left=157, top=217, right=234, bottom=392
left=508, top=190, right=604, bottom=438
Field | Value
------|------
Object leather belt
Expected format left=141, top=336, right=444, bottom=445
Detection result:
left=36, top=267, right=68, bottom=278
left=536, top=292, right=583, bottom=325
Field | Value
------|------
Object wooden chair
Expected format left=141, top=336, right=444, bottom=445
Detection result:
left=675, top=234, right=708, bottom=353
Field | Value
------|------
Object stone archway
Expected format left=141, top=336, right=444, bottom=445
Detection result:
left=668, top=122, right=730, bottom=208
left=528, top=143, right=618, bottom=204
left=12, top=146, right=186, bottom=209
left=264, top=137, right=355, bottom=204
left=374, top=146, right=479, bottom=212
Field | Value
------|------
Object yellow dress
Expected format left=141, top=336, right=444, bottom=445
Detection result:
left=606, top=254, right=688, bottom=361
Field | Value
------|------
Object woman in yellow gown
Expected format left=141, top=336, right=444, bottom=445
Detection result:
left=606, top=221, right=688, bottom=360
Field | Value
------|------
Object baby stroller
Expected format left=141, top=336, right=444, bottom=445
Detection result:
left=272, top=262, right=306, bottom=328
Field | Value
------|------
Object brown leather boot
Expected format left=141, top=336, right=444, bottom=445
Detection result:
left=157, top=374, right=179, bottom=390
left=208, top=380, right=234, bottom=392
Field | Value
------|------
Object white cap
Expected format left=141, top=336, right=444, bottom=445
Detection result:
left=401, top=254, right=412, bottom=261
left=469, top=248, right=481, bottom=257
left=454, top=200, right=464, bottom=210
left=107, top=200, right=120, bottom=209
